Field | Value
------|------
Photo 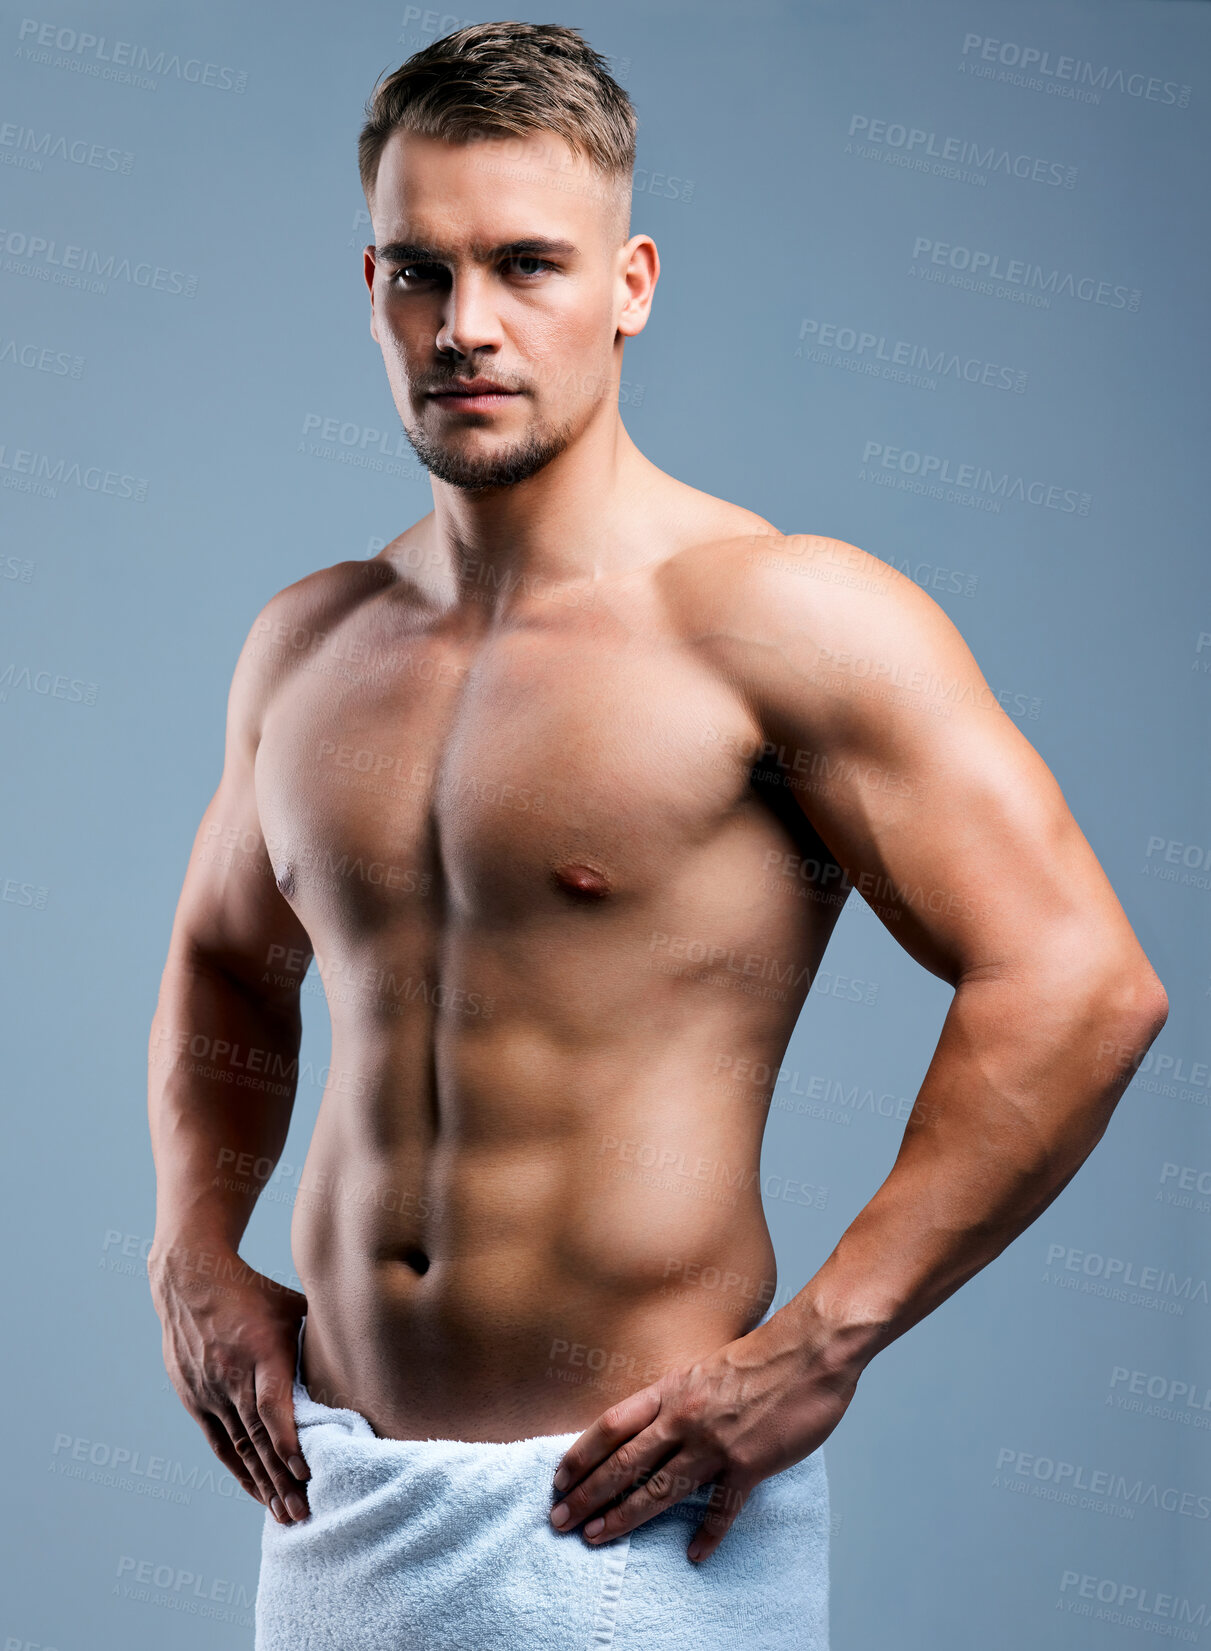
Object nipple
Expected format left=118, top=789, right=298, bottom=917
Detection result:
left=275, top=862, right=296, bottom=898
left=551, top=862, right=612, bottom=901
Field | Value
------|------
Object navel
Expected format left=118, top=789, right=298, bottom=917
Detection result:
left=551, top=862, right=612, bottom=901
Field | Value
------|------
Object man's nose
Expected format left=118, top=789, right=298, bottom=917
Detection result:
left=435, top=271, right=502, bottom=357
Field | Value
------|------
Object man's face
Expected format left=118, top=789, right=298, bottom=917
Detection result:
left=364, top=128, right=644, bottom=491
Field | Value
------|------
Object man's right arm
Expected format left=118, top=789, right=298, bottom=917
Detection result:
left=147, top=582, right=322, bottom=1525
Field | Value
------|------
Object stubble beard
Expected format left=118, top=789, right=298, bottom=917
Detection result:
left=402, top=400, right=578, bottom=491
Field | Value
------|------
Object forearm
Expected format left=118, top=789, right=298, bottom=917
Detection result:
left=148, top=952, right=302, bottom=1266
left=783, top=962, right=1168, bottom=1377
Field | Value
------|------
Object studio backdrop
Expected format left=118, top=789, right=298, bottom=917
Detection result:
left=1, top=1, right=1207, bottom=1647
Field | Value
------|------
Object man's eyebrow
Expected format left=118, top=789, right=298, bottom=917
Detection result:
left=374, top=237, right=579, bottom=264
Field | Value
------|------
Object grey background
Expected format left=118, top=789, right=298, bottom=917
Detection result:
left=1, top=0, right=1208, bottom=1646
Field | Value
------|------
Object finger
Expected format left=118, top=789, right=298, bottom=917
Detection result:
left=196, top=1410, right=261, bottom=1505
left=232, top=1385, right=308, bottom=1523
left=550, top=1423, right=679, bottom=1531
left=254, top=1360, right=311, bottom=1519
left=219, top=1401, right=284, bottom=1517
left=687, top=1473, right=751, bottom=1562
left=582, top=1450, right=716, bottom=1544
left=551, top=1387, right=664, bottom=1496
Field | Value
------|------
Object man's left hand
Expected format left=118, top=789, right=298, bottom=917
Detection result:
left=547, top=1315, right=859, bottom=1562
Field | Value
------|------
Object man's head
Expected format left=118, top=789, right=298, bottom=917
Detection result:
left=358, top=23, right=657, bottom=492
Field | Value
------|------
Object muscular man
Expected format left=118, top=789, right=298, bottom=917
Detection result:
left=147, top=22, right=1168, bottom=1650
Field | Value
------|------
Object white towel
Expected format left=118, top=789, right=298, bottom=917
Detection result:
left=255, top=1317, right=830, bottom=1649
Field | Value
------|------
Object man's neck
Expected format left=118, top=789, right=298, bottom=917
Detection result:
left=421, top=418, right=667, bottom=613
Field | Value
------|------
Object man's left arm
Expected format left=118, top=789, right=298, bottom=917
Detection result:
left=733, top=534, right=1170, bottom=1378
left=548, top=533, right=1169, bottom=1560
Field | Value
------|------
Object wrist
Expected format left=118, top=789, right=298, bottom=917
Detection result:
left=777, top=1283, right=900, bottom=1382
left=147, top=1230, right=242, bottom=1294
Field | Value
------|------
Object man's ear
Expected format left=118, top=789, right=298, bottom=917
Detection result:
left=363, top=245, right=379, bottom=342
left=616, top=233, right=659, bottom=340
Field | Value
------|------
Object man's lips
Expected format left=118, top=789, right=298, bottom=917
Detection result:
left=427, top=381, right=523, bottom=417
left=428, top=381, right=521, bottom=400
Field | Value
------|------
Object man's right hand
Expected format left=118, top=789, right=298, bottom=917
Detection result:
left=148, top=1241, right=311, bottom=1524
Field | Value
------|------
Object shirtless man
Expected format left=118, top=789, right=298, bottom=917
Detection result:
left=147, top=22, right=1168, bottom=1649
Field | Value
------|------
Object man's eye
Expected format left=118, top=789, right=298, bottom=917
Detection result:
left=389, top=257, right=555, bottom=285
left=504, top=256, right=554, bottom=278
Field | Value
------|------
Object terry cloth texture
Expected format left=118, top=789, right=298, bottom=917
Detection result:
left=255, top=1313, right=829, bottom=1649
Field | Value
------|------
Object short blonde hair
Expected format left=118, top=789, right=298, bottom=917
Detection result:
left=357, top=21, right=637, bottom=227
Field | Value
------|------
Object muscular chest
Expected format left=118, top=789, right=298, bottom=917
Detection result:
left=254, top=614, right=761, bottom=936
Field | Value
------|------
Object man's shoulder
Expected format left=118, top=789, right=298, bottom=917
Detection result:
left=659, top=527, right=987, bottom=735
left=255, top=514, right=442, bottom=640
left=225, top=553, right=404, bottom=741
left=660, top=527, right=920, bottom=644
left=252, top=554, right=399, bottom=641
